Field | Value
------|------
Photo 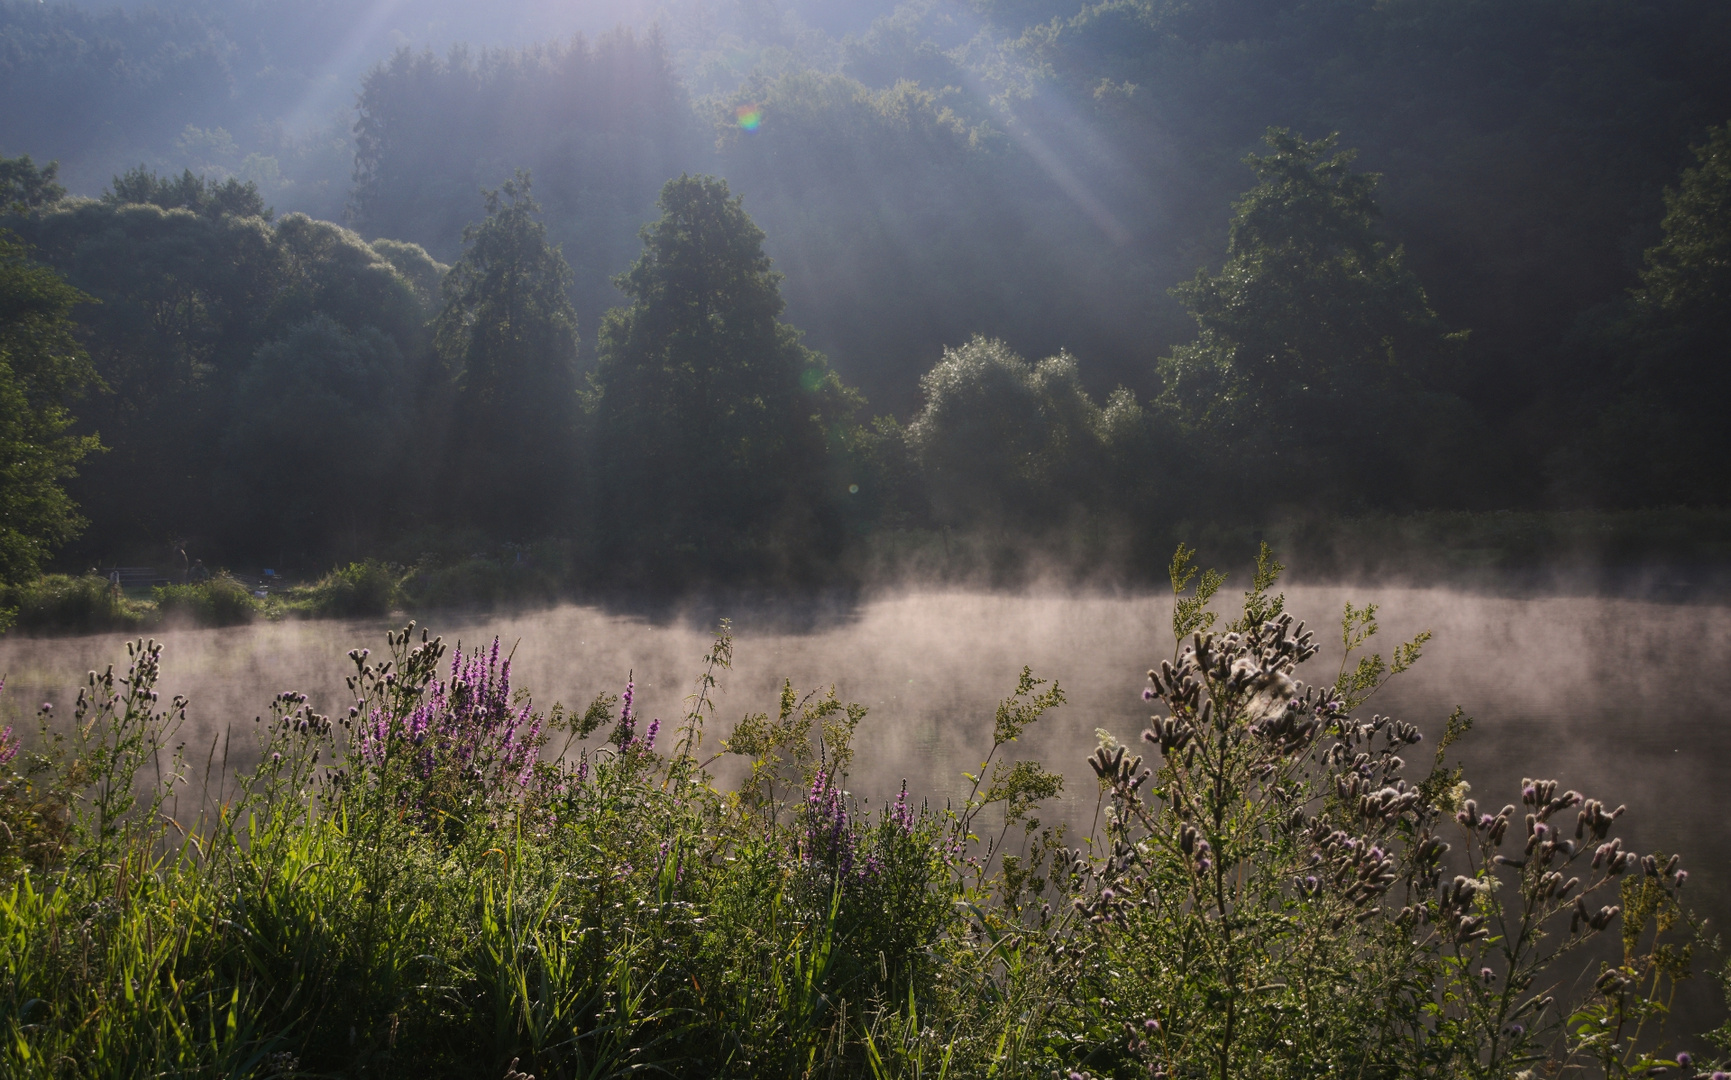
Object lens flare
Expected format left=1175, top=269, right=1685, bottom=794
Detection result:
left=736, top=104, right=764, bottom=131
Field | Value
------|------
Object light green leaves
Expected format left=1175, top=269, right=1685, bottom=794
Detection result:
left=1170, top=543, right=1225, bottom=646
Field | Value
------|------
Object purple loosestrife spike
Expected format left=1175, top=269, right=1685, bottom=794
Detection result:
left=645, top=718, right=660, bottom=750
left=892, top=780, right=914, bottom=832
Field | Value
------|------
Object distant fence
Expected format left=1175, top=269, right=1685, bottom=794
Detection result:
left=103, top=567, right=172, bottom=588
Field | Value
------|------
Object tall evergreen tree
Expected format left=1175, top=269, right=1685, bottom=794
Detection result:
left=433, top=173, right=581, bottom=536
left=0, top=231, right=100, bottom=585
left=591, top=174, right=858, bottom=584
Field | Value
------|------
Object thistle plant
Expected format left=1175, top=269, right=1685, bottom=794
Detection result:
left=66, top=639, right=187, bottom=867
left=1064, top=545, right=1697, bottom=1080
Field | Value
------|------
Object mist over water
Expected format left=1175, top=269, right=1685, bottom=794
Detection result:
left=4, top=585, right=1729, bottom=1024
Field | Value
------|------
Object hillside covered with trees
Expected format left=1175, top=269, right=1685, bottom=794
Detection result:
left=2, top=0, right=1730, bottom=603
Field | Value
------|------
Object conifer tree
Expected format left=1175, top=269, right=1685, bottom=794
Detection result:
left=591, top=175, right=857, bottom=582
left=433, top=172, right=581, bottom=536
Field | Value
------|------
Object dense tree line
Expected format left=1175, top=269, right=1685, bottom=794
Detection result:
left=349, top=34, right=704, bottom=347
left=1, top=0, right=1730, bottom=592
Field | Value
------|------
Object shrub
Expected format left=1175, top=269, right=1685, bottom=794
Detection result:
left=292, top=559, right=403, bottom=617
left=0, top=573, right=145, bottom=634
left=152, top=574, right=260, bottom=627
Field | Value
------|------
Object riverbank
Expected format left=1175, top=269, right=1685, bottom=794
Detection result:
left=11, top=507, right=1731, bottom=639
left=1, top=570, right=1722, bottom=1077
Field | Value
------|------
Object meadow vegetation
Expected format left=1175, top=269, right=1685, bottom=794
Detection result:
left=1, top=549, right=1724, bottom=1078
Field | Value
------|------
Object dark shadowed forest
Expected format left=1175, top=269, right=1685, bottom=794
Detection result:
left=3, top=0, right=1731, bottom=609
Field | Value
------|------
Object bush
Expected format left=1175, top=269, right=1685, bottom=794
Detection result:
left=290, top=559, right=404, bottom=618
left=398, top=546, right=568, bottom=612
left=152, top=575, right=260, bottom=627
left=0, top=573, right=145, bottom=634
left=0, top=551, right=1722, bottom=1078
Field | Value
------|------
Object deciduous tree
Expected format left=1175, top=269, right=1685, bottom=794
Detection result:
left=0, top=232, right=100, bottom=584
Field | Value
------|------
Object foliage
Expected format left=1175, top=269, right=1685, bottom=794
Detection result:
left=433, top=173, right=582, bottom=537
left=3, top=198, right=430, bottom=565
left=151, top=574, right=260, bottom=627
left=105, top=165, right=271, bottom=220
left=1639, top=123, right=1731, bottom=322
left=1158, top=129, right=1478, bottom=508
left=0, top=573, right=145, bottom=635
left=287, top=560, right=405, bottom=619
left=590, top=174, right=860, bottom=585
left=0, top=233, right=100, bottom=586
left=220, top=316, right=415, bottom=556
left=350, top=32, right=701, bottom=328
left=369, top=238, right=449, bottom=315
left=1549, top=123, right=1731, bottom=508
left=907, top=336, right=1106, bottom=526
left=1074, top=550, right=1702, bottom=1080
left=0, top=153, right=63, bottom=211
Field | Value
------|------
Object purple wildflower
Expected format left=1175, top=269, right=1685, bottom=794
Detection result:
left=615, top=679, right=637, bottom=750
left=802, top=767, right=856, bottom=878
left=1676, top=1053, right=1691, bottom=1068
left=357, top=638, right=543, bottom=811
left=890, top=779, right=915, bottom=833
left=0, top=726, right=17, bottom=769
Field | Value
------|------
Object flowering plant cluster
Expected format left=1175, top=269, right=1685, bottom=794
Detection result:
left=353, top=638, right=542, bottom=812
left=1055, top=545, right=1705, bottom=1080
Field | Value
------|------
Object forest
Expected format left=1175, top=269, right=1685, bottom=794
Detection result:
left=1, top=0, right=1730, bottom=607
